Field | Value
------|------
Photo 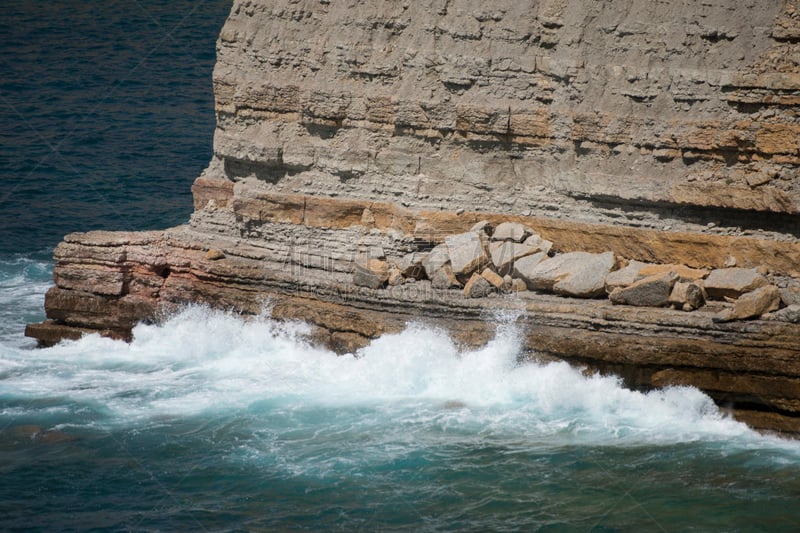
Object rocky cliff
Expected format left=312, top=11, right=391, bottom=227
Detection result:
left=27, top=0, right=800, bottom=433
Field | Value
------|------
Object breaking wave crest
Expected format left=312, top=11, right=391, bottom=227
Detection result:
left=2, top=305, right=793, bottom=454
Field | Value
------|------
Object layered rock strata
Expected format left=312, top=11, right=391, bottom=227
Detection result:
left=27, top=0, right=800, bottom=433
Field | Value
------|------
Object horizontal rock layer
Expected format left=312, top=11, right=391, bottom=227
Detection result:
left=28, top=0, right=800, bottom=434
left=211, top=0, right=800, bottom=227
left=26, top=199, right=800, bottom=433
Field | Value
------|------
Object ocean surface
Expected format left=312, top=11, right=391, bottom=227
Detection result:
left=2, top=2, right=800, bottom=531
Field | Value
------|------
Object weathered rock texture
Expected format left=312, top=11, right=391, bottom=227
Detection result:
left=27, top=0, right=800, bottom=434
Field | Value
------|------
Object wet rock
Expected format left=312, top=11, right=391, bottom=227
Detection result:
left=431, top=264, right=461, bottom=289
left=491, top=222, right=531, bottom=242
left=489, top=241, right=541, bottom=276
left=13, top=425, right=44, bottom=440
left=463, top=272, right=493, bottom=298
left=668, top=281, right=705, bottom=310
left=763, top=304, right=800, bottom=324
left=12, top=425, right=75, bottom=444
left=605, top=260, right=647, bottom=293
left=480, top=268, right=505, bottom=289
left=331, top=331, right=368, bottom=354
left=38, top=430, right=76, bottom=444
left=421, top=244, right=449, bottom=279
left=525, top=251, right=616, bottom=298
left=704, top=268, right=769, bottom=300
left=445, top=232, right=489, bottom=278
left=610, top=272, right=679, bottom=307
left=713, top=285, right=781, bottom=322
left=353, top=259, right=389, bottom=289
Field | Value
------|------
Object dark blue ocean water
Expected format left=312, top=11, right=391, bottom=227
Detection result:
left=2, top=2, right=800, bottom=531
left=1, top=0, right=227, bottom=255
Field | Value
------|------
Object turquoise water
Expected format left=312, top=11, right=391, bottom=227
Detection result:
left=2, top=292, right=800, bottom=530
left=2, top=2, right=800, bottom=531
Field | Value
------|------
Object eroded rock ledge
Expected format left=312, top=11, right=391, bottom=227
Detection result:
left=27, top=0, right=800, bottom=434
left=25, top=192, right=800, bottom=434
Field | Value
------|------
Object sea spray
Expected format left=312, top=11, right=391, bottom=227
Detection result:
left=0, top=253, right=53, bottom=346
left=3, top=302, right=800, bottom=530
left=0, top=304, right=780, bottom=447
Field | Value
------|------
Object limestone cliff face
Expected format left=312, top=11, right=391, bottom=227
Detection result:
left=27, top=0, right=800, bottom=433
left=204, top=0, right=800, bottom=231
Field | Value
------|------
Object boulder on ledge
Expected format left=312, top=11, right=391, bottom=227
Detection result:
left=637, top=263, right=709, bottom=281
left=511, top=252, right=548, bottom=284
left=604, top=260, right=647, bottom=293
left=353, top=259, right=389, bottom=289
left=463, top=272, right=493, bottom=298
left=764, top=304, right=800, bottom=324
left=713, top=285, right=781, bottom=322
left=780, top=287, right=800, bottom=307
left=431, top=264, right=461, bottom=289
left=525, top=251, right=616, bottom=298
left=704, top=268, right=769, bottom=300
left=445, top=232, right=489, bottom=278
left=489, top=241, right=541, bottom=275
left=395, top=252, right=427, bottom=280
left=609, top=272, right=679, bottom=307
left=491, top=222, right=531, bottom=242
left=470, top=220, right=494, bottom=237
left=480, top=268, right=505, bottom=289
left=668, top=281, right=705, bottom=311
left=422, top=244, right=450, bottom=279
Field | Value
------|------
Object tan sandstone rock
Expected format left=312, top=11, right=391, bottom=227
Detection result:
left=704, top=268, right=769, bottom=300
left=764, top=304, right=800, bottom=324
left=605, top=260, right=648, bottom=293
left=395, top=252, right=427, bottom=280
left=525, top=251, right=617, bottom=298
left=480, top=268, right=505, bottom=289
left=431, top=264, right=461, bottom=290
left=491, top=222, right=531, bottom=243
left=463, top=273, right=493, bottom=298
left=713, top=285, right=782, bottom=322
left=445, top=232, right=489, bottom=279
left=668, top=281, right=705, bottom=311
left=489, top=241, right=541, bottom=276
left=511, top=252, right=549, bottom=285
left=780, top=287, right=800, bottom=307
left=205, top=249, right=225, bottom=260
left=637, top=264, right=709, bottom=281
left=422, top=244, right=450, bottom=279
left=353, top=259, right=389, bottom=289
left=470, top=220, right=494, bottom=237
left=610, top=272, right=679, bottom=307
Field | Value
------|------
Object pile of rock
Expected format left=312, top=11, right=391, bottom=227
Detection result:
left=605, top=262, right=791, bottom=321
left=353, top=221, right=616, bottom=298
left=352, top=220, right=800, bottom=323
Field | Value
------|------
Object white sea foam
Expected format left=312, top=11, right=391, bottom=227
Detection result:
left=2, top=304, right=796, bottom=455
left=0, top=255, right=53, bottom=345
